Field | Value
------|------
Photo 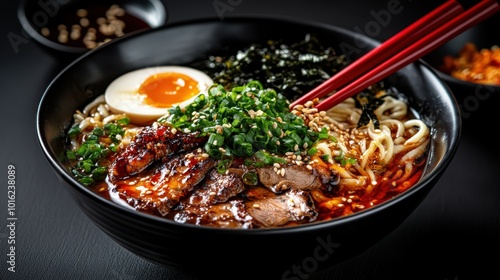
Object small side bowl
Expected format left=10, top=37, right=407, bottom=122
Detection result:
left=17, top=0, right=167, bottom=55
left=423, top=12, right=500, bottom=122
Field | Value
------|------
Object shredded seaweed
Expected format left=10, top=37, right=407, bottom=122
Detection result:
left=193, top=34, right=348, bottom=101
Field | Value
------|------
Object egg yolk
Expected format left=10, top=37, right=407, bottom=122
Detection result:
left=138, top=72, right=201, bottom=107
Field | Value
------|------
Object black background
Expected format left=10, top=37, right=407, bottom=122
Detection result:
left=1, top=0, right=499, bottom=279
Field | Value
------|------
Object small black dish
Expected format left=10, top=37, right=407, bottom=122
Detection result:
left=423, top=12, right=500, bottom=124
left=17, top=0, right=167, bottom=55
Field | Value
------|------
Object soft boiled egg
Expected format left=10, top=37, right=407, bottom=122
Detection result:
left=105, top=66, right=214, bottom=125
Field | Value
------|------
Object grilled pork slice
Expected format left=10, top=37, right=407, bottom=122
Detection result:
left=113, top=148, right=217, bottom=216
left=173, top=169, right=250, bottom=228
left=175, top=186, right=318, bottom=228
left=108, top=123, right=208, bottom=183
left=188, top=169, right=245, bottom=207
left=256, top=163, right=337, bottom=193
left=174, top=200, right=254, bottom=229
left=245, top=187, right=318, bottom=227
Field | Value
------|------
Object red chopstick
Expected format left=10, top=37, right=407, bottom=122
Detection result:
left=313, top=0, right=500, bottom=112
left=290, top=0, right=464, bottom=109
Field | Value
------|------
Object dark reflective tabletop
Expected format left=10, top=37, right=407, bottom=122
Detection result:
left=1, top=1, right=498, bottom=279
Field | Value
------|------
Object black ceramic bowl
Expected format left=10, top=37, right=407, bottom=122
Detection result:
left=423, top=12, right=500, bottom=123
left=37, top=17, right=461, bottom=280
left=17, top=0, right=167, bottom=55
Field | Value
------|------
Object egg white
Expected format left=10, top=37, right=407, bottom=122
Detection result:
left=105, top=66, right=214, bottom=125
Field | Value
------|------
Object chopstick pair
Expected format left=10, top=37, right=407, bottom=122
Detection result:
left=290, top=0, right=500, bottom=111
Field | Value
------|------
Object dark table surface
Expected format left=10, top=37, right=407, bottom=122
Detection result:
left=1, top=0, right=499, bottom=279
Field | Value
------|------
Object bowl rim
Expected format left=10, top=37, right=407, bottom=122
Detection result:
left=433, top=66, right=500, bottom=90
left=17, top=0, right=168, bottom=54
left=36, top=15, right=462, bottom=234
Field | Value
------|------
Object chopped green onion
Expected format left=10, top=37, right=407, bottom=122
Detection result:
left=242, top=171, right=258, bottom=186
left=67, top=126, right=81, bottom=137
left=66, top=118, right=129, bottom=186
left=159, top=82, right=323, bottom=167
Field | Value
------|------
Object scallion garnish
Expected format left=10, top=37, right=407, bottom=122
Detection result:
left=66, top=117, right=129, bottom=186
left=159, top=81, right=323, bottom=168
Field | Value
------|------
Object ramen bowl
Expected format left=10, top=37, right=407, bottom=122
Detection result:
left=423, top=12, right=500, bottom=124
left=37, top=17, right=461, bottom=279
